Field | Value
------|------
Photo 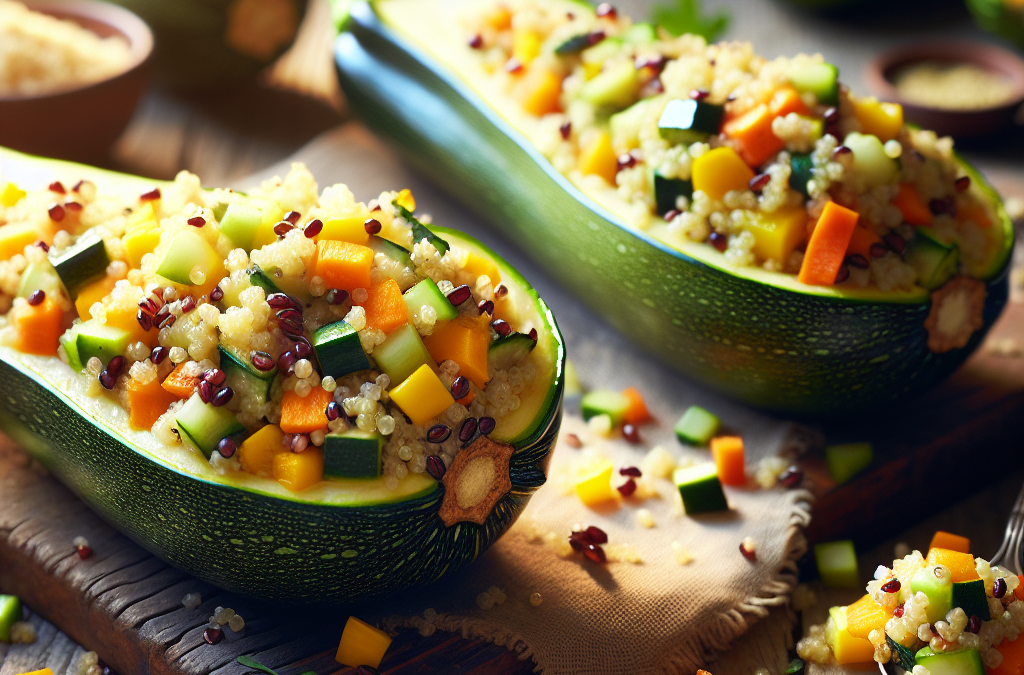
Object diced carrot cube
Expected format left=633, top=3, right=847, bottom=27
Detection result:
left=518, top=65, right=562, bottom=116
left=423, top=314, right=492, bottom=389
left=105, top=300, right=158, bottom=348
left=769, top=86, right=811, bottom=118
left=359, top=278, right=409, bottom=335
left=845, top=225, right=882, bottom=259
left=280, top=385, right=333, bottom=434
left=161, top=363, right=200, bottom=399
left=844, top=593, right=892, bottom=639
left=710, top=436, right=745, bottom=486
left=578, top=131, right=618, bottom=185
left=13, top=297, right=63, bottom=355
left=74, top=276, right=118, bottom=320
left=798, top=201, right=859, bottom=286
left=925, top=548, right=978, bottom=583
left=621, top=386, right=652, bottom=425
left=991, top=626, right=1024, bottom=675
left=314, top=240, right=374, bottom=292
left=893, top=184, right=933, bottom=227
left=958, top=200, right=992, bottom=229
left=722, top=104, right=782, bottom=169
left=127, top=377, right=180, bottom=430
left=929, top=531, right=970, bottom=555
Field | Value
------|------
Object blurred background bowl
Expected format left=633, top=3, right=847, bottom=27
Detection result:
left=0, top=0, right=153, bottom=162
left=865, top=40, right=1024, bottom=137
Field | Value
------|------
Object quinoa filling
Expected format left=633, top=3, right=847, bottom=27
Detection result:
left=378, top=0, right=1006, bottom=299
left=0, top=164, right=543, bottom=495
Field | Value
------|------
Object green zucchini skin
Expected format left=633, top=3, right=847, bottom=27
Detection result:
left=334, top=2, right=1013, bottom=417
left=0, top=150, right=564, bottom=604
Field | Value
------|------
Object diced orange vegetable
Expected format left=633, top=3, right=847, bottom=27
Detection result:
left=798, top=201, right=859, bottom=286
left=456, top=389, right=475, bottom=406
left=692, top=147, right=755, bottom=201
left=335, top=616, right=393, bottom=668
left=517, top=65, right=562, bottom=116
left=126, top=377, right=180, bottom=430
left=105, top=300, right=158, bottom=348
left=893, top=184, right=933, bottom=227
left=991, top=629, right=1024, bottom=675
left=486, top=6, right=512, bottom=30
left=423, top=314, right=492, bottom=389
left=929, top=531, right=970, bottom=555
left=313, top=240, right=374, bottom=292
left=959, top=200, right=992, bottom=229
left=710, top=436, right=745, bottom=486
left=74, top=276, right=118, bottom=319
left=161, top=363, right=200, bottom=399
left=578, top=131, right=618, bottom=185
left=845, top=225, right=882, bottom=259
left=359, top=278, right=409, bottom=335
left=852, top=97, right=903, bottom=143
left=721, top=87, right=810, bottom=168
left=395, top=188, right=415, bottom=212
left=13, top=297, right=63, bottom=355
left=239, top=424, right=286, bottom=476
left=621, top=386, right=652, bottom=425
left=0, top=221, right=56, bottom=261
left=280, top=386, right=333, bottom=434
left=828, top=606, right=875, bottom=664
left=273, top=448, right=323, bottom=492
left=844, top=593, right=892, bottom=639
left=463, top=251, right=501, bottom=286
left=925, top=547, right=978, bottom=583
left=1016, top=574, right=1024, bottom=602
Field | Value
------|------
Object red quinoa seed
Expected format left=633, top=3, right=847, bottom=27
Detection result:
left=27, top=289, right=45, bottom=306
left=617, top=478, right=637, bottom=497
left=48, top=181, right=66, bottom=194
left=48, top=203, right=66, bottom=222
left=140, top=188, right=161, bottom=201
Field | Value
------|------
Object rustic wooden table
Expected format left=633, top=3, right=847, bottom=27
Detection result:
left=2, top=0, right=1024, bottom=672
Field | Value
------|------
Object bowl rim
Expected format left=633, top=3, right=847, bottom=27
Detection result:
left=865, top=39, right=1024, bottom=115
left=0, top=0, right=153, bottom=103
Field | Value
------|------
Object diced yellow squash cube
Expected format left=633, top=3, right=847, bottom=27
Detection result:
left=852, top=97, right=903, bottom=143
left=744, top=205, right=808, bottom=263
left=578, top=131, right=618, bottom=185
left=1, top=182, right=26, bottom=207
left=123, top=222, right=162, bottom=268
left=125, top=202, right=154, bottom=229
left=692, top=147, right=755, bottom=201
left=513, top=29, right=543, bottom=65
left=463, top=251, right=501, bottom=286
left=17, top=669, right=55, bottom=675
left=825, top=605, right=875, bottom=665
left=574, top=459, right=616, bottom=507
left=335, top=616, right=392, bottom=668
left=239, top=424, right=286, bottom=476
left=273, top=448, right=324, bottom=492
left=395, top=188, right=415, bottom=212
left=517, top=65, right=563, bottom=117
left=74, top=276, right=118, bottom=319
left=319, top=209, right=371, bottom=246
left=0, top=222, right=53, bottom=261
left=389, top=364, right=456, bottom=427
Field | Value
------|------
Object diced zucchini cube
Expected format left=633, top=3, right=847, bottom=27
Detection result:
left=654, top=172, right=693, bottom=215
left=580, top=389, right=630, bottom=426
left=814, top=540, right=859, bottom=589
left=175, top=393, right=245, bottom=458
left=373, top=323, right=435, bottom=385
left=788, top=62, right=839, bottom=106
left=952, top=579, right=990, bottom=621
left=313, top=320, right=371, bottom=380
left=674, top=405, right=720, bottom=445
left=673, top=464, right=729, bottom=515
left=0, top=594, right=22, bottom=642
left=914, top=646, right=985, bottom=675
left=324, top=429, right=383, bottom=479
left=825, top=442, right=873, bottom=485
left=402, top=278, right=457, bottom=322
left=75, top=321, right=132, bottom=366
left=657, top=98, right=724, bottom=145
left=50, top=231, right=109, bottom=299
left=218, top=202, right=263, bottom=251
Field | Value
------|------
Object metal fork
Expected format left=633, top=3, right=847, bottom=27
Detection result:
left=990, top=481, right=1024, bottom=576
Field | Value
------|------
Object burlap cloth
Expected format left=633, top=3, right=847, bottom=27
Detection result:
left=241, top=124, right=815, bottom=674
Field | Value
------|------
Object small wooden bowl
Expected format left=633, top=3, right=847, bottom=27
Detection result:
left=0, top=0, right=153, bottom=162
left=865, top=41, right=1024, bottom=138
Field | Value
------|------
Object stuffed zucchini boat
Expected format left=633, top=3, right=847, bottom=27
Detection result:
left=0, top=147, right=564, bottom=602
left=333, top=0, right=1013, bottom=417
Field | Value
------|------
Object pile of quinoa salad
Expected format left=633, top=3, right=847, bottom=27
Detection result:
left=0, top=164, right=539, bottom=494
left=456, top=0, right=1001, bottom=296
left=798, top=547, right=1024, bottom=670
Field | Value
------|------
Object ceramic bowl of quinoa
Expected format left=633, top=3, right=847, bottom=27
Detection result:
left=0, top=0, right=153, bottom=161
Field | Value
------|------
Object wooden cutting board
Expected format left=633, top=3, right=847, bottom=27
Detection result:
left=1, top=300, right=1020, bottom=675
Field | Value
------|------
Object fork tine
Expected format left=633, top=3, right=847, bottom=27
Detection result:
left=991, top=482, right=1024, bottom=570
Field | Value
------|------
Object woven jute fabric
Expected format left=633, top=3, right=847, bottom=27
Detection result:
left=244, top=125, right=816, bottom=674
